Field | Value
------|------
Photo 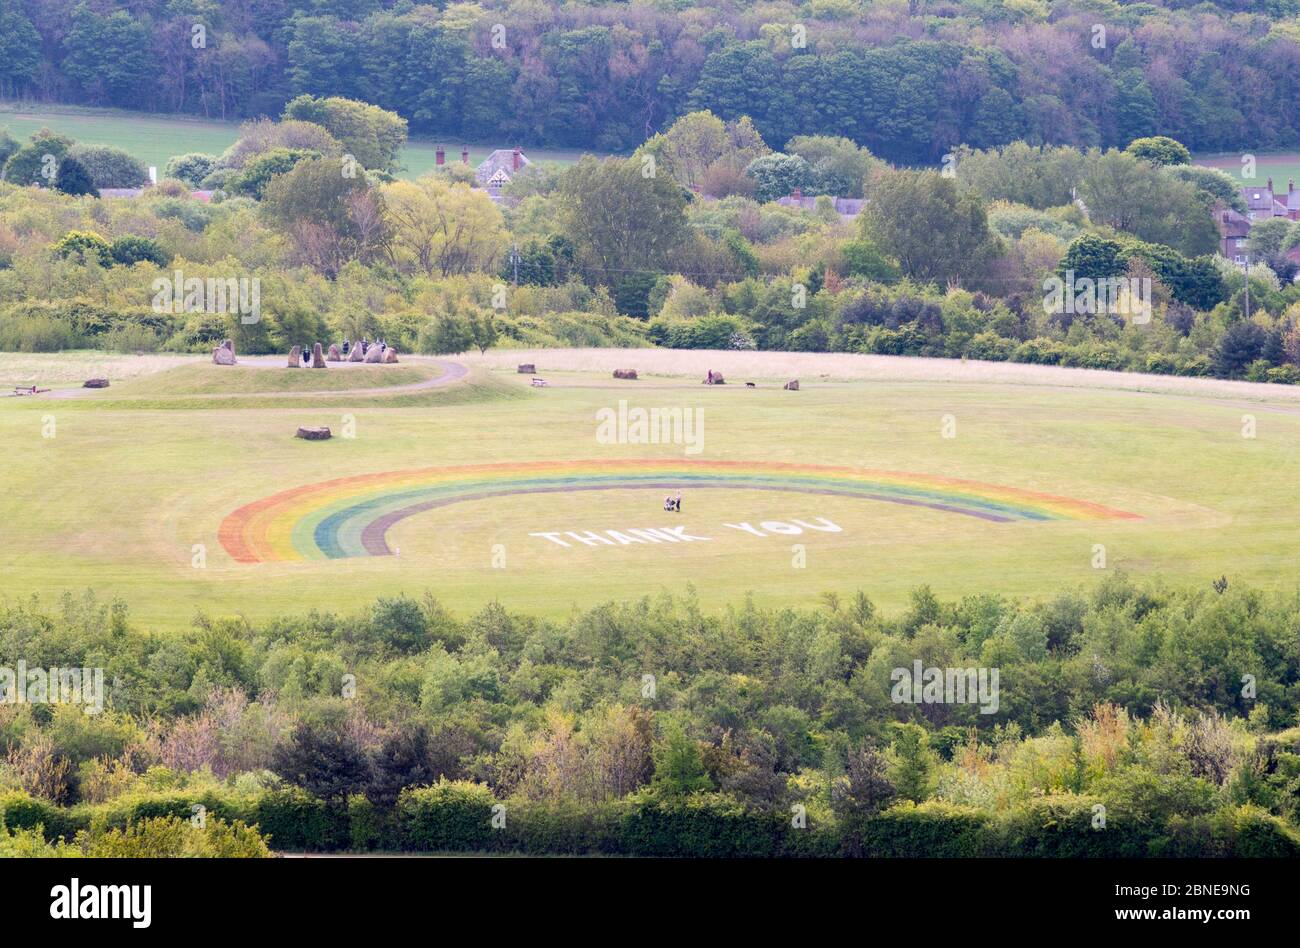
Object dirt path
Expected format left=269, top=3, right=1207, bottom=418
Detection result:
left=39, top=355, right=469, bottom=400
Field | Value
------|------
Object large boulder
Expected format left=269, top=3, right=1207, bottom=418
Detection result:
left=348, top=344, right=366, bottom=363
left=311, top=342, right=326, bottom=368
left=287, top=345, right=301, bottom=368
left=364, top=344, right=385, bottom=364
left=613, top=369, right=637, bottom=380
left=326, top=344, right=342, bottom=362
left=704, top=371, right=725, bottom=385
left=383, top=348, right=399, bottom=363
left=783, top=379, right=799, bottom=391
left=212, top=339, right=236, bottom=366
left=295, top=426, right=331, bottom=440
left=82, top=378, right=109, bottom=389
left=517, top=363, right=536, bottom=374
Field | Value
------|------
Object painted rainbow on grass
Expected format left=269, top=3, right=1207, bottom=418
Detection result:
left=218, top=459, right=1141, bottom=564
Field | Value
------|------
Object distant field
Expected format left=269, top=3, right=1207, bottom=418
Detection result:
left=1195, top=150, right=1300, bottom=189
left=0, top=103, right=587, bottom=179
left=1, top=348, right=1298, bottom=630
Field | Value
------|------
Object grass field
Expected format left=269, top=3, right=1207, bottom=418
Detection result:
left=0, top=103, right=588, bottom=180
left=1196, top=150, right=1300, bottom=189
left=3, top=348, right=1297, bottom=630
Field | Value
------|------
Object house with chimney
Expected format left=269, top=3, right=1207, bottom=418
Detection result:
left=474, top=147, right=530, bottom=202
left=1214, top=177, right=1300, bottom=266
left=1242, top=177, right=1300, bottom=222
left=1217, top=206, right=1251, bottom=264
left=431, top=145, right=530, bottom=204
left=775, top=187, right=864, bottom=220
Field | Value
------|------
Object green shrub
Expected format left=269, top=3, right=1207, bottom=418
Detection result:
left=845, top=801, right=990, bottom=857
left=100, top=324, right=161, bottom=353
left=398, top=780, right=498, bottom=852
left=1144, top=353, right=1178, bottom=375
left=252, top=786, right=333, bottom=851
left=994, top=794, right=1146, bottom=858
left=0, top=790, right=81, bottom=842
left=500, top=798, right=619, bottom=855
left=965, top=331, right=1015, bottom=362
left=67, top=144, right=149, bottom=190
left=618, top=791, right=784, bottom=857
left=78, top=816, right=272, bottom=858
left=0, top=314, right=83, bottom=351
left=1013, top=338, right=1065, bottom=365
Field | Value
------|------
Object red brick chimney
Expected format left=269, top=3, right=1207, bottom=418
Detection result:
left=461, top=146, right=469, bottom=165
left=512, top=146, right=522, bottom=171
left=436, top=146, right=445, bottom=166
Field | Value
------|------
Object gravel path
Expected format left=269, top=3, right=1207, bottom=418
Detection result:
left=36, top=355, right=468, bottom=400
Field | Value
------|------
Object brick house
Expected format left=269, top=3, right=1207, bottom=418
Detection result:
left=1215, top=177, right=1300, bottom=266
left=1217, top=207, right=1251, bottom=264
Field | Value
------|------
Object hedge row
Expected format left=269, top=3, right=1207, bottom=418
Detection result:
left=4, top=784, right=1297, bottom=858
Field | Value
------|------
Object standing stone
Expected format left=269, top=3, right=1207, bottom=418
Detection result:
left=783, top=379, right=799, bottom=391
left=212, top=339, right=236, bottom=365
left=364, top=343, right=385, bottom=363
left=383, top=348, right=399, bottom=363
left=287, top=345, right=301, bottom=368
left=348, top=344, right=366, bottom=362
left=311, top=342, right=326, bottom=368
left=327, top=344, right=342, bottom=362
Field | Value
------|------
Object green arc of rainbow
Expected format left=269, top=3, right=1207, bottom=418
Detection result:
left=217, top=459, right=1140, bottom=564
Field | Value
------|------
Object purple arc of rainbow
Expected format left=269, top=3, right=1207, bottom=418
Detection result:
left=217, top=459, right=1140, bottom=563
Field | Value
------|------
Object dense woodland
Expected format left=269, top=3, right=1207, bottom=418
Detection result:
left=6, top=1, right=1300, bottom=162
left=2, top=100, right=1300, bottom=382
left=1, top=574, right=1299, bottom=856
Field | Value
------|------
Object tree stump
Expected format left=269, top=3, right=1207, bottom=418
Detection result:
left=295, top=426, right=331, bottom=440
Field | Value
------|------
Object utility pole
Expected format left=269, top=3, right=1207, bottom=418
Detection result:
left=1244, top=252, right=1250, bottom=321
